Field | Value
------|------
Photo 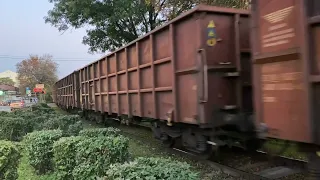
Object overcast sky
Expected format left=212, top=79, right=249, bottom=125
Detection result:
left=0, top=1, right=104, bottom=78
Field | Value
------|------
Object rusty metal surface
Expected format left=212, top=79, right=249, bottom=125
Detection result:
left=251, top=0, right=320, bottom=144
left=55, top=71, right=79, bottom=108
left=56, top=5, right=251, bottom=127
left=257, top=0, right=298, bottom=54
left=259, top=60, right=310, bottom=142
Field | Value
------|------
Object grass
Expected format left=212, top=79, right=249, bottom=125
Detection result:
left=51, top=107, right=69, bottom=115
left=17, top=144, right=57, bottom=180
left=262, top=139, right=307, bottom=160
left=17, top=150, right=40, bottom=180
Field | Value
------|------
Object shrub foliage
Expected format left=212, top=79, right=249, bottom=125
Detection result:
left=0, top=117, right=33, bottom=141
left=105, top=157, right=199, bottom=180
left=0, top=140, right=21, bottom=180
left=24, top=130, right=63, bottom=175
left=53, top=136, right=85, bottom=180
left=79, top=127, right=121, bottom=137
left=72, top=135, right=129, bottom=179
left=40, top=115, right=83, bottom=136
left=0, top=104, right=83, bottom=141
left=31, top=103, right=56, bottom=114
left=0, top=103, right=200, bottom=179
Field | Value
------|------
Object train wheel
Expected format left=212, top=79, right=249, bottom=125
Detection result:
left=161, top=133, right=175, bottom=148
left=182, top=133, right=214, bottom=160
left=96, top=114, right=103, bottom=124
left=193, top=146, right=214, bottom=160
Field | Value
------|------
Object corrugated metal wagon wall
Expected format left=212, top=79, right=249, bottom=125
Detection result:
left=251, top=0, right=320, bottom=145
left=79, top=5, right=250, bottom=126
left=55, top=71, right=80, bottom=108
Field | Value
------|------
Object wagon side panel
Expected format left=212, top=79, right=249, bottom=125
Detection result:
left=153, top=26, right=173, bottom=121
left=252, top=0, right=312, bottom=143
left=173, top=15, right=200, bottom=124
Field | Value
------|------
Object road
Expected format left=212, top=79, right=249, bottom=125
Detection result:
left=0, top=106, right=11, bottom=112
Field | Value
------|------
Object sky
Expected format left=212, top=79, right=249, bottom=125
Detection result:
left=0, top=1, right=105, bottom=78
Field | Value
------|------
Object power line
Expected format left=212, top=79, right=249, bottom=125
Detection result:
left=0, top=54, right=98, bottom=59
left=0, top=55, right=97, bottom=62
left=0, top=57, right=92, bottom=62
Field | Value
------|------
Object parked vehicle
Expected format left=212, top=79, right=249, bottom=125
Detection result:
left=0, top=100, right=12, bottom=106
left=10, top=99, right=25, bottom=110
left=0, top=101, right=7, bottom=106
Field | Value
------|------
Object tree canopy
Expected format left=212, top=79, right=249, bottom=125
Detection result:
left=45, top=0, right=249, bottom=53
left=16, top=55, right=58, bottom=94
left=0, top=77, right=15, bottom=86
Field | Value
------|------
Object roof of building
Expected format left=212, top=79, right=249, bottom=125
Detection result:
left=0, top=70, right=19, bottom=86
left=0, top=84, right=18, bottom=91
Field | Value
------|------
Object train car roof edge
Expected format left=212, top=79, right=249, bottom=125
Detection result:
left=56, top=4, right=250, bottom=82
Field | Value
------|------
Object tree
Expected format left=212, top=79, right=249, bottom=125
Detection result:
left=44, top=0, right=249, bottom=53
left=16, top=54, right=58, bottom=95
left=0, top=77, right=15, bottom=86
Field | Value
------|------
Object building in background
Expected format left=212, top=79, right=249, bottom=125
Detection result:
left=0, top=70, right=19, bottom=87
left=0, top=84, right=20, bottom=102
left=0, top=71, right=20, bottom=102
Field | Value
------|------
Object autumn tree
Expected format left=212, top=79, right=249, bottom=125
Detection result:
left=45, top=0, right=249, bottom=53
left=0, top=77, right=15, bottom=86
left=16, top=54, right=58, bottom=95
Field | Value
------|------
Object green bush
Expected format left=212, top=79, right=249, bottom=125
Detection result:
left=0, top=117, right=33, bottom=141
left=67, top=121, right=83, bottom=136
left=40, top=115, right=83, bottom=136
left=11, top=109, right=29, bottom=115
left=24, top=130, right=63, bottom=175
left=0, top=111, right=10, bottom=117
left=0, top=140, right=21, bottom=180
left=31, top=114, right=56, bottom=130
left=15, top=111, right=37, bottom=120
left=39, top=103, right=50, bottom=108
left=53, top=136, right=85, bottom=180
left=79, top=127, right=121, bottom=137
left=31, top=103, right=56, bottom=114
left=105, top=157, right=199, bottom=180
left=72, top=135, right=129, bottom=180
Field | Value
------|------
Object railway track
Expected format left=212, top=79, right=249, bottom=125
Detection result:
left=113, top=122, right=308, bottom=180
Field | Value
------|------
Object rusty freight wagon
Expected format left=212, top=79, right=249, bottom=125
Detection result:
left=251, top=0, right=320, bottom=174
left=55, top=5, right=259, bottom=156
left=54, top=71, right=81, bottom=109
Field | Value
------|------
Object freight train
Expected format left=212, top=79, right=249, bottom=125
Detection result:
left=53, top=1, right=320, bottom=176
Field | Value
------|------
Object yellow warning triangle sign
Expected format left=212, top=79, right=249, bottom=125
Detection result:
left=208, top=20, right=215, bottom=28
left=208, top=30, right=215, bottom=37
